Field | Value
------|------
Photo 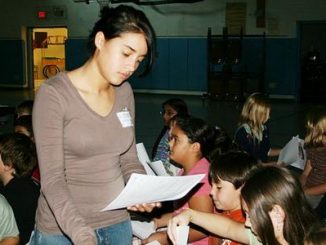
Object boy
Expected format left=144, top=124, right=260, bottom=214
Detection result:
left=0, top=194, right=19, bottom=245
left=0, top=133, right=39, bottom=245
left=209, top=151, right=257, bottom=245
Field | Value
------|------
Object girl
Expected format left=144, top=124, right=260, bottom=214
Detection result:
left=168, top=165, right=316, bottom=245
left=300, top=110, right=326, bottom=208
left=142, top=115, right=216, bottom=245
left=152, top=98, right=189, bottom=176
left=31, top=5, right=158, bottom=245
left=234, top=93, right=279, bottom=163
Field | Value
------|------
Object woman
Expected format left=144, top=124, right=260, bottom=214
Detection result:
left=31, top=5, right=158, bottom=245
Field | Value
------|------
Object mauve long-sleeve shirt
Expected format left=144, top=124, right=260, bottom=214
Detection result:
left=32, top=72, right=145, bottom=242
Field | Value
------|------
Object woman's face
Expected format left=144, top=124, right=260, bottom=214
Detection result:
left=162, top=105, right=177, bottom=126
left=96, top=32, right=148, bottom=85
left=210, top=179, right=241, bottom=212
left=241, top=199, right=259, bottom=238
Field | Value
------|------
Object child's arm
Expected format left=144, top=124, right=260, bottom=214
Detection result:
left=300, top=160, right=312, bottom=186
left=187, top=195, right=214, bottom=242
left=167, top=208, right=249, bottom=244
left=304, top=182, right=326, bottom=196
left=269, top=148, right=281, bottom=157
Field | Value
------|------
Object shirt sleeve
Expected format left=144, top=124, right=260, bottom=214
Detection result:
left=0, top=195, right=19, bottom=240
left=33, top=84, right=96, bottom=244
left=119, top=84, right=146, bottom=182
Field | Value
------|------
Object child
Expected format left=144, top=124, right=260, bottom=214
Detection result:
left=15, top=100, right=33, bottom=119
left=0, top=133, right=40, bottom=245
left=0, top=194, right=19, bottom=245
left=13, top=115, right=40, bottom=184
left=152, top=98, right=188, bottom=176
left=234, top=93, right=279, bottom=163
left=300, top=111, right=326, bottom=208
left=209, top=151, right=257, bottom=245
left=168, top=165, right=316, bottom=245
left=142, top=115, right=216, bottom=245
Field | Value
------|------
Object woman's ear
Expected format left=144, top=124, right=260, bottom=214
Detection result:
left=95, top=31, right=105, bottom=50
left=192, top=142, right=201, bottom=154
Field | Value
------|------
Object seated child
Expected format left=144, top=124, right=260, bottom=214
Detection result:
left=152, top=98, right=188, bottom=175
left=142, top=115, right=217, bottom=245
left=0, top=193, right=19, bottom=245
left=209, top=151, right=257, bottom=245
left=234, top=93, right=279, bottom=163
left=13, top=115, right=40, bottom=184
left=0, top=133, right=40, bottom=245
left=300, top=110, right=326, bottom=208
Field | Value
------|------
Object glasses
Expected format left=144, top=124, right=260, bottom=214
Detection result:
left=160, top=110, right=176, bottom=117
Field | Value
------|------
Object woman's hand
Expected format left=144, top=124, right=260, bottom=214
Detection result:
left=167, top=209, right=192, bottom=244
left=127, top=202, right=161, bottom=212
left=141, top=231, right=169, bottom=245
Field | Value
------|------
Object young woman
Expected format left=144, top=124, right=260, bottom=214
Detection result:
left=168, top=165, right=317, bottom=245
left=234, top=93, right=279, bottom=163
left=31, top=5, right=158, bottom=245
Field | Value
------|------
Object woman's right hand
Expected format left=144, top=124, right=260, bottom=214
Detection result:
left=167, top=209, right=192, bottom=244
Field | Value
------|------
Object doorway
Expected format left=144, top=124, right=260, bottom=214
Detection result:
left=298, top=22, right=326, bottom=102
left=31, top=27, right=68, bottom=90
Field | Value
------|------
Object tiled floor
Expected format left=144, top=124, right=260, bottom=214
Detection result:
left=0, top=88, right=324, bottom=155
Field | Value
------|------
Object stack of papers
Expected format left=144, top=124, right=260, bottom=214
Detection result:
left=102, top=173, right=205, bottom=211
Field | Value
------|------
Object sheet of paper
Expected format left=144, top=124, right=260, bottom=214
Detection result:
left=148, top=160, right=169, bottom=176
left=131, top=220, right=156, bottom=240
left=136, top=143, right=156, bottom=175
left=102, top=173, right=205, bottom=211
left=176, top=225, right=189, bottom=245
left=277, top=136, right=306, bottom=170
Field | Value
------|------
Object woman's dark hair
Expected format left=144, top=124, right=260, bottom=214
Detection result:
left=241, top=165, right=316, bottom=245
left=209, top=151, right=257, bottom=189
left=88, top=5, right=156, bottom=75
left=162, top=98, right=189, bottom=116
left=0, top=133, right=37, bottom=178
left=172, top=115, right=216, bottom=158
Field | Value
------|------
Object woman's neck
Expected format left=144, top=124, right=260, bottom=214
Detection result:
left=182, top=156, right=202, bottom=174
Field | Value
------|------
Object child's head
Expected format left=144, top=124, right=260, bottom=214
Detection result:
left=161, top=98, right=188, bottom=126
left=169, top=115, right=215, bottom=164
left=209, top=151, right=257, bottom=212
left=241, top=165, right=316, bottom=245
left=14, top=115, right=34, bottom=140
left=87, top=5, right=156, bottom=76
left=239, top=93, right=270, bottom=131
left=16, top=100, right=33, bottom=119
left=305, top=110, right=326, bottom=148
left=0, top=133, right=37, bottom=180
left=305, top=224, right=326, bottom=245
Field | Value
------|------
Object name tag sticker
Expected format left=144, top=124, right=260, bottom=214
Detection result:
left=117, top=109, right=133, bottom=128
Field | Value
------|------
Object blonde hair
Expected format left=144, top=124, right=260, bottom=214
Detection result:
left=239, top=93, right=271, bottom=136
left=304, top=110, right=326, bottom=148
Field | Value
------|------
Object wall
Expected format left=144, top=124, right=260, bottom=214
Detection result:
left=0, top=0, right=326, bottom=98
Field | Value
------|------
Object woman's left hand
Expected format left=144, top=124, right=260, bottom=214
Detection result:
left=127, top=202, right=161, bottom=212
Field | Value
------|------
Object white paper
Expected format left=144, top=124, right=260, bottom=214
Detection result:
left=148, top=160, right=169, bottom=176
left=146, top=241, right=160, bottom=245
left=176, top=225, right=189, bottom=245
left=102, top=173, right=205, bottom=211
left=278, top=136, right=306, bottom=170
left=136, top=143, right=156, bottom=175
left=131, top=220, right=156, bottom=240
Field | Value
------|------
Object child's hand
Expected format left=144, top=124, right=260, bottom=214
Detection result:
left=127, top=202, right=161, bottom=212
left=167, top=209, right=192, bottom=244
left=141, top=231, right=168, bottom=245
